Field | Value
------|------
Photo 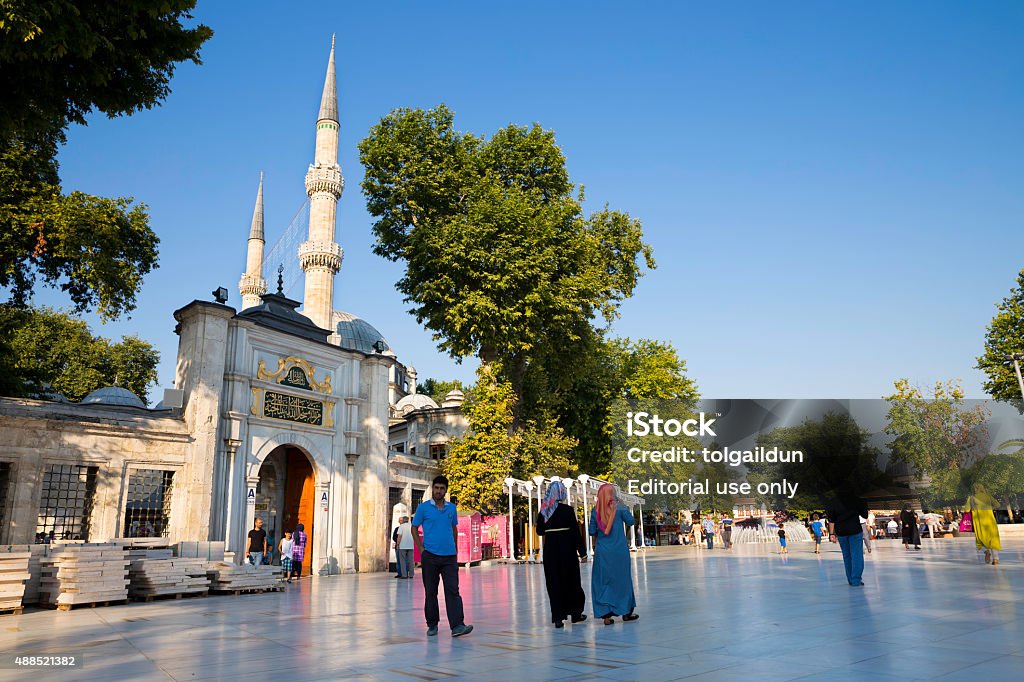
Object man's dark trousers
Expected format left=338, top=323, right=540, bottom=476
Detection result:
left=421, top=550, right=465, bottom=629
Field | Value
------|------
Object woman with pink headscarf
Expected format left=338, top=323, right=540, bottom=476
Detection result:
left=589, top=484, right=638, bottom=624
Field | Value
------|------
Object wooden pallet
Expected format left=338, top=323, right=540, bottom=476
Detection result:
left=209, top=586, right=284, bottom=596
left=0, top=606, right=23, bottom=616
left=42, top=599, right=130, bottom=612
left=131, top=591, right=208, bottom=603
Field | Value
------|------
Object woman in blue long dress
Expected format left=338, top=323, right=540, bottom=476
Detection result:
left=589, top=484, right=639, bottom=624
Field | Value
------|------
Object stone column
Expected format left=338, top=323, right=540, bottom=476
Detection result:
left=221, top=438, right=241, bottom=544
left=343, top=453, right=359, bottom=573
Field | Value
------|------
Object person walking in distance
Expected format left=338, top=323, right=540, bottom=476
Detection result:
left=411, top=476, right=473, bottom=637
left=810, top=514, right=824, bottom=554
left=396, top=516, right=415, bottom=579
left=291, top=523, right=307, bottom=578
left=720, top=514, right=733, bottom=549
left=966, top=483, right=1002, bottom=566
left=702, top=514, right=716, bottom=550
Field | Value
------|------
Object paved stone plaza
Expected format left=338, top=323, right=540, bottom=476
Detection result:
left=1, top=538, right=1022, bottom=681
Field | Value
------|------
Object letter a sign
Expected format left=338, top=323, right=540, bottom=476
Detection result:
left=247, top=487, right=256, bottom=505
left=320, top=491, right=329, bottom=512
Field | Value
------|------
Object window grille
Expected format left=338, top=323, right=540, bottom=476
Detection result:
left=123, top=469, right=174, bottom=537
left=411, top=488, right=426, bottom=515
left=388, top=487, right=404, bottom=516
left=0, top=462, right=10, bottom=539
left=36, top=464, right=98, bottom=542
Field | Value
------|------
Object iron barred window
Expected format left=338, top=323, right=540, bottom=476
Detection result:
left=411, top=488, right=426, bottom=515
left=36, top=464, right=98, bottom=542
left=123, top=469, right=174, bottom=537
left=388, top=486, right=404, bottom=517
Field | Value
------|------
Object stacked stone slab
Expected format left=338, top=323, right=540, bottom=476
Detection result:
left=0, top=547, right=31, bottom=612
left=25, top=545, right=50, bottom=603
left=38, top=543, right=129, bottom=608
left=206, top=562, right=282, bottom=593
left=128, top=557, right=210, bottom=599
left=115, top=538, right=209, bottom=600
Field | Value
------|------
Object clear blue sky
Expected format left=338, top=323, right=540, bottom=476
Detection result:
left=41, top=1, right=1024, bottom=400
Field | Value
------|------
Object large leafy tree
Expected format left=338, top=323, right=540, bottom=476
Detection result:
left=358, top=105, right=654, bottom=403
left=978, top=269, right=1024, bottom=408
left=884, top=378, right=990, bottom=476
left=0, top=1, right=212, bottom=318
left=0, top=305, right=159, bottom=403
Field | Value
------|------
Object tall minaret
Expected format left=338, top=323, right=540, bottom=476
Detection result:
left=300, top=35, right=344, bottom=330
left=238, top=172, right=267, bottom=309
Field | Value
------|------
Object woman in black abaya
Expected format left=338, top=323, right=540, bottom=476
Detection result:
left=536, top=480, right=588, bottom=628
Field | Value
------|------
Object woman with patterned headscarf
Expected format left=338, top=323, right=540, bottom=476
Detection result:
left=536, top=480, right=588, bottom=627
left=589, top=484, right=638, bottom=624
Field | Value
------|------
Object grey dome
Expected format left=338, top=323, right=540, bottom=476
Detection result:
left=332, top=311, right=390, bottom=354
left=82, top=386, right=146, bottom=408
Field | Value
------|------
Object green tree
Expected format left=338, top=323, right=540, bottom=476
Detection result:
left=977, top=269, right=1024, bottom=409
left=1, top=1, right=212, bottom=318
left=0, top=305, right=159, bottom=403
left=884, top=379, right=990, bottom=476
left=442, top=365, right=579, bottom=513
left=753, top=412, right=884, bottom=511
left=442, top=365, right=515, bottom=513
left=358, top=105, right=654, bottom=405
left=1, top=1, right=212, bottom=142
left=545, top=334, right=699, bottom=475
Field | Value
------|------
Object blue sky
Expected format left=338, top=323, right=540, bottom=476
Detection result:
left=40, top=1, right=1024, bottom=399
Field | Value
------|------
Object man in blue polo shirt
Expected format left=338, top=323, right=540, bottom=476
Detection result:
left=411, top=475, right=473, bottom=637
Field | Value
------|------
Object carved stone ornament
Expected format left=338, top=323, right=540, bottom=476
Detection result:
left=256, top=356, right=332, bottom=394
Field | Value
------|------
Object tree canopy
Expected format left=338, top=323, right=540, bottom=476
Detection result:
left=977, top=269, right=1024, bottom=409
left=358, top=105, right=654, bottom=400
left=0, top=305, right=160, bottom=403
left=1, top=1, right=212, bottom=141
left=0, top=1, right=212, bottom=318
left=884, top=378, right=990, bottom=476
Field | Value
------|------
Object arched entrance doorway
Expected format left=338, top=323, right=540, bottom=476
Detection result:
left=255, top=446, right=315, bottom=567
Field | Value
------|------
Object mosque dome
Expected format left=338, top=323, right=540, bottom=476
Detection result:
left=332, top=310, right=392, bottom=354
left=441, top=389, right=466, bottom=407
left=395, top=393, right=440, bottom=415
left=81, top=386, right=146, bottom=408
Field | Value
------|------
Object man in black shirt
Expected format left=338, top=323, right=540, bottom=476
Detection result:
left=826, top=493, right=869, bottom=586
left=247, top=518, right=268, bottom=566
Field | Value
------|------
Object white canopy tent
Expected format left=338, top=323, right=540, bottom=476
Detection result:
left=502, top=475, right=646, bottom=561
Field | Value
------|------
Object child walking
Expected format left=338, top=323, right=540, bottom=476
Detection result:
left=810, top=514, right=823, bottom=554
left=279, top=531, right=294, bottom=583
left=778, top=523, right=788, bottom=554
